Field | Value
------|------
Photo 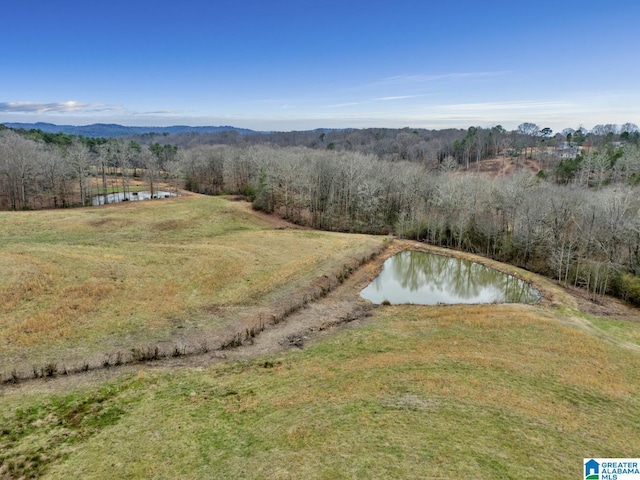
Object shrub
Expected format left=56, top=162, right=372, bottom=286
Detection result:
left=611, top=273, right=640, bottom=306
left=42, top=362, right=58, bottom=377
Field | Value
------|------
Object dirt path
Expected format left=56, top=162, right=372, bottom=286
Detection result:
left=3, top=238, right=639, bottom=395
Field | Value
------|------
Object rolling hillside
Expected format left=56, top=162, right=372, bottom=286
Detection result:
left=1, top=195, right=639, bottom=479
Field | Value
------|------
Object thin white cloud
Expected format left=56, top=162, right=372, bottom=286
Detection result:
left=355, top=71, right=510, bottom=91
left=2, top=91, right=638, bottom=134
left=323, top=101, right=364, bottom=109
left=381, top=71, right=509, bottom=83
left=131, top=109, right=182, bottom=116
left=438, top=100, right=573, bottom=112
left=374, top=94, right=428, bottom=101
left=323, top=94, right=428, bottom=109
left=0, top=100, right=116, bottom=114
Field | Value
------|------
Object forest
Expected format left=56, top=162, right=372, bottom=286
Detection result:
left=1, top=122, right=640, bottom=304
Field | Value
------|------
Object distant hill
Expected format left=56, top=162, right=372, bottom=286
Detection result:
left=0, top=122, right=257, bottom=138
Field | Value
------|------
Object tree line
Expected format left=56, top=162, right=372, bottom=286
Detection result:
left=2, top=123, right=640, bottom=304
left=179, top=143, right=640, bottom=303
left=0, top=128, right=178, bottom=210
left=125, top=121, right=640, bottom=166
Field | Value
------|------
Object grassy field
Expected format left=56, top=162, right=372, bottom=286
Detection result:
left=1, top=303, right=639, bottom=479
left=1, top=195, right=639, bottom=479
left=91, top=183, right=148, bottom=195
left=0, top=195, right=384, bottom=377
left=586, top=315, right=640, bottom=347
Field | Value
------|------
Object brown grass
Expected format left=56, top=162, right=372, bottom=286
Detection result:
left=2, top=289, right=639, bottom=479
left=0, top=196, right=383, bottom=377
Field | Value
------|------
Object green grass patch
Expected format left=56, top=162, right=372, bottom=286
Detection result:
left=2, top=303, right=638, bottom=479
left=0, top=377, right=144, bottom=479
left=92, top=185, right=147, bottom=195
left=587, top=315, right=640, bottom=347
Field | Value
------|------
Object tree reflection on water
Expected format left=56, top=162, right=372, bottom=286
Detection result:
left=360, top=250, right=539, bottom=305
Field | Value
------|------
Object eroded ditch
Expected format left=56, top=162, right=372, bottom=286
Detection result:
left=0, top=240, right=387, bottom=388
left=1, top=238, right=580, bottom=392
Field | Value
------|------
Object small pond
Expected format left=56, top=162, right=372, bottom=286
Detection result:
left=360, top=250, right=539, bottom=305
left=92, top=191, right=178, bottom=206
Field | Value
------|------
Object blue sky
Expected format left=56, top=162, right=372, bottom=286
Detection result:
left=1, top=0, right=639, bottom=132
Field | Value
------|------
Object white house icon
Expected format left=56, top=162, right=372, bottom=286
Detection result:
left=585, top=459, right=599, bottom=479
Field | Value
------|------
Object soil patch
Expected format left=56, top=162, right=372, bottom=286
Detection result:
left=564, top=283, right=640, bottom=323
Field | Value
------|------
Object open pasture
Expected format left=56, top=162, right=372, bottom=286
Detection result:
left=0, top=195, right=383, bottom=377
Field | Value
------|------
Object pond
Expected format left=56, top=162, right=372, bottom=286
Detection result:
left=360, top=250, right=539, bottom=305
left=92, top=191, right=178, bottom=206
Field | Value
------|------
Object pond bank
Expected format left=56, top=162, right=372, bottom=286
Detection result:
left=5, top=237, right=634, bottom=394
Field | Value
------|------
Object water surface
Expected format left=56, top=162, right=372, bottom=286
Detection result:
left=360, top=250, right=539, bottom=305
left=92, top=191, right=177, bottom=206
